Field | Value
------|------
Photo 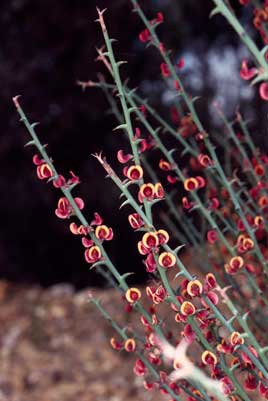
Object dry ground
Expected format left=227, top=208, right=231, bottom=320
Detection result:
left=0, top=281, right=164, bottom=401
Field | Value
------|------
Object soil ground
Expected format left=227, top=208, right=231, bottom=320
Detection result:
left=0, top=281, right=164, bottom=401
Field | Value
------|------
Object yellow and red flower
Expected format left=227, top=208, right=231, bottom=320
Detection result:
left=126, top=165, right=144, bottom=181
left=55, top=197, right=84, bottom=219
left=225, top=256, right=244, bottom=274
left=69, top=222, right=88, bottom=236
left=142, top=232, right=159, bottom=249
left=205, top=273, right=217, bottom=290
left=186, top=280, right=203, bottom=297
left=133, top=359, right=147, bottom=376
left=158, top=252, right=176, bottom=268
left=154, top=182, right=165, bottom=199
left=138, top=183, right=155, bottom=202
left=146, top=285, right=166, bottom=304
left=180, top=301, right=196, bottom=316
left=84, top=246, right=102, bottom=264
left=125, top=287, right=141, bottom=304
left=36, top=162, right=53, bottom=180
left=198, top=153, right=213, bottom=167
left=184, top=177, right=199, bottom=191
left=230, top=332, right=244, bottom=346
left=124, top=338, right=136, bottom=352
left=95, top=224, right=113, bottom=241
left=159, top=159, right=172, bottom=171
left=156, top=229, right=169, bottom=245
left=207, top=230, right=218, bottom=244
left=110, top=337, right=122, bottom=350
left=201, top=350, right=217, bottom=366
left=128, top=213, right=144, bottom=229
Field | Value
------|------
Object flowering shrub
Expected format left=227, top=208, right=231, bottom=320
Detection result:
left=13, top=1, right=268, bottom=400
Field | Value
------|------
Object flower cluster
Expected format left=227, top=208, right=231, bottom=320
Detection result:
left=15, top=1, right=268, bottom=401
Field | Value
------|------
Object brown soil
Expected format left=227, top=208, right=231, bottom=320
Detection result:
left=0, top=281, right=164, bottom=401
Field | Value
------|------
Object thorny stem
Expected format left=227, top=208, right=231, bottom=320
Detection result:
left=130, top=0, right=268, bottom=278
left=84, top=74, right=268, bottom=362
left=90, top=295, right=213, bottom=401
left=210, top=0, right=268, bottom=76
left=96, top=8, right=153, bottom=223
left=13, top=96, right=170, bottom=344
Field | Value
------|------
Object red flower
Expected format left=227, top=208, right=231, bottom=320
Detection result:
left=201, top=350, right=217, bottom=366
left=159, top=159, right=172, bottom=171
left=182, top=323, right=196, bottom=344
left=84, top=246, right=102, bottom=263
left=95, top=224, right=113, bottom=241
left=36, top=163, right=53, bottom=180
left=90, top=212, right=103, bottom=226
left=138, top=183, right=155, bottom=202
left=207, top=230, right=218, bottom=244
left=184, top=177, right=199, bottom=191
left=205, top=273, right=217, bottom=290
left=244, top=375, right=258, bottom=391
left=177, top=58, right=185, bottom=69
left=144, top=253, right=157, bottom=273
left=160, top=63, right=170, bottom=77
left=33, top=154, right=44, bottom=165
left=69, top=222, right=88, bottom=236
left=124, top=338, right=136, bottom=352
left=128, top=213, right=144, bottom=229
left=180, top=301, right=196, bottom=316
left=53, top=175, right=66, bottom=188
left=139, top=29, right=150, bottom=43
left=126, top=165, right=144, bottom=181
left=157, top=229, right=169, bottom=244
left=142, top=232, right=159, bottom=249
left=240, top=60, right=257, bottom=80
left=158, top=252, right=176, bottom=268
left=225, top=256, right=244, bottom=274
left=259, top=82, right=268, bottom=100
left=81, top=237, right=94, bottom=248
left=230, top=331, right=244, bottom=346
left=146, top=285, right=167, bottom=304
left=55, top=197, right=84, bottom=219
left=198, top=153, right=213, bottom=167
left=110, top=337, right=122, bottom=351
left=117, top=149, right=132, bottom=164
left=133, top=359, right=146, bottom=376
left=155, top=12, right=164, bottom=23
left=186, top=280, right=203, bottom=297
left=68, top=171, right=80, bottom=185
left=167, top=175, right=178, bottom=184
left=125, top=287, right=141, bottom=304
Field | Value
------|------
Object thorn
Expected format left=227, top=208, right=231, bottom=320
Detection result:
left=242, top=311, right=250, bottom=321
left=174, top=244, right=186, bottom=254
left=120, top=272, right=135, bottom=282
left=119, top=200, right=130, bottom=210
left=174, top=271, right=184, bottom=279
left=230, top=362, right=240, bottom=372
left=117, top=61, right=128, bottom=67
left=260, top=346, right=268, bottom=354
left=227, top=314, right=237, bottom=324
left=113, top=124, right=127, bottom=131
left=24, top=140, right=35, bottom=147
left=89, top=260, right=105, bottom=270
left=209, top=6, right=220, bottom=18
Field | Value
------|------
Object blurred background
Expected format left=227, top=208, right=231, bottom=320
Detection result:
left=1, top=0, right=266, bottom=288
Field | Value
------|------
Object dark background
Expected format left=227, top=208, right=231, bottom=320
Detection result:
left=0, top=0, right=266, bottom=288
